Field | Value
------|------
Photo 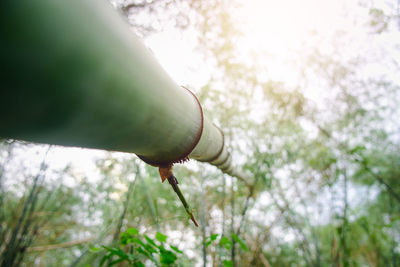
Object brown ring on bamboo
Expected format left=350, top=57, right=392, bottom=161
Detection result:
left=218, top=152, right=230, bottom=167
left=138, top=86, right=204, bottom=167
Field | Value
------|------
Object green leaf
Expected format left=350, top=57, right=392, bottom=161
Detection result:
left=219, top=236, right=232, bottom=250
left=134, top=261, right=145, bottom=267
left=170, top=245, right=183, bottom=254
left=89, top=245, right=101, bottom=252
left=210, top=234, right=219, bottom=241
left=156, top=232, right=167, bottom=243
left=160, top=249, right=177, bottom=265
left=144, top=244, right=157, bottom=254
left=130, top=237, right=145, bottom=247
left=109, top=258, right=126, bottom=265
left=101, top=246, right=129, bottom=260
left=100, top=254, right=112, bottom=267
left=136, top=247, right=150, bottom=258
left=144, top=235, right=157, bottom=247
left=120, top=233, right=133, bottom=245
left=206, top=234, right=219, bottom=247
left=231, top=233, right=248, bottom=251
left=126, top=227, right=139, bottom=236
left=137, top=247, right=158, bottom=264
left=223, top=260, right=233, bottom=267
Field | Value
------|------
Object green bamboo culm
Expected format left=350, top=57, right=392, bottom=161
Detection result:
left=0, top=0, right=250, bottom=183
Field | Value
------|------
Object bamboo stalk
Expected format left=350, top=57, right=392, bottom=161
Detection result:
left=0, top=0, right=254, bottom=229
left=0, top=0, right=250, bottom=184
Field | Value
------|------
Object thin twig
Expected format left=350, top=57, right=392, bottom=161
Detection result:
left=27, top=237, right=94, bottom=252
left=167, top=175, right=198, bottom=227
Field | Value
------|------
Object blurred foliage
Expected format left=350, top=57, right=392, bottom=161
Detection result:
left=90, top=228, right=184, bottom=266
left=1, top=0, right=400, bottom=266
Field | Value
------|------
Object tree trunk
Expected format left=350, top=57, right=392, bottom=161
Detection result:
left=230, top=180, right=236, bottom=267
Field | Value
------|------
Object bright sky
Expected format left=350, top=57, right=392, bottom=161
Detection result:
left=235, top=0, right=345, bottom=51
left=145, top=0, right=399, bottom=105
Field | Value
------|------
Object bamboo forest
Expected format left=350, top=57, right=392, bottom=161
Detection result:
left=0, top=0, right=399, bottom=266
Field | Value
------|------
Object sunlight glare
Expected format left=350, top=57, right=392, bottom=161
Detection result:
left=232, top=0, right=369, bottom=104
left=235, top=0, right=344, bottom=54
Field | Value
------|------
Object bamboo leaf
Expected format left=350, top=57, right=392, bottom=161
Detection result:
left=155, top=232, right=167, bottom=243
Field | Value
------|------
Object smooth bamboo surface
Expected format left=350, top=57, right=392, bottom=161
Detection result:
left=0, top=0, right=238, bottom=173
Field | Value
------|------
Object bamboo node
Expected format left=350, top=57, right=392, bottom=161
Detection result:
left=137, top=86, right=203, bottom=167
